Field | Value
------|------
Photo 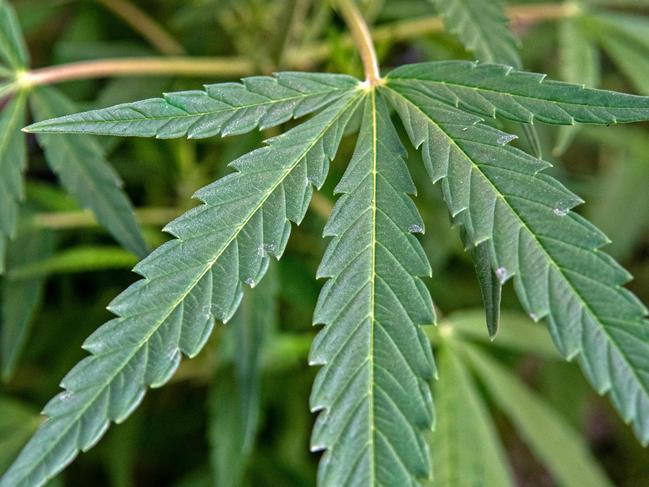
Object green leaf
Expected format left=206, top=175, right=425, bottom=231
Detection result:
left=461, top=343, right=613, bottom=487
left=1, top=225, right=53, bottom=380
left=209, top=266, right=277, bottom=487
left=440, top=310, right=559, bottom=359
left=0, top=93, right=27, bottom=274
left=25, top=73, right=358, bottom=138
left=555, top=18, right=600, bottom=155
left=30, top=87, right=148, bottom=258
left=0, top=396, right=40, bottom=474
left=310, top=91, right=436, bottom=486
left=430, top=0, right=521, bottom=68
left=385, top=80, right=649, bottom=445
left=587, top=14, right=649, bottom=95
left=7, top=245, right=137, bottom=279
left=432, top=343, right=514, bottom=487
left=464, top=235, right=501, bottom=338
left=387, top=61, right=649, bottom=125
left=0, top=89, right=361, bottom=487
left=0, top=0, right=28, bottom=69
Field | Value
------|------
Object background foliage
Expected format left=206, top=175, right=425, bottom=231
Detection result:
left=1, top=0, right=649, bottom=485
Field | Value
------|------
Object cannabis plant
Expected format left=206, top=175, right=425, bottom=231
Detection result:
left=1, top=0, right=649, bottom=486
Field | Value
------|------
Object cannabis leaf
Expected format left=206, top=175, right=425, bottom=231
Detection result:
left=25, top=73, right=359, bottom=138
left=310, top=91, right=435, bottom=485
left=0, top=88, right=361, bottom=487
left=431, top=0, right=521, bottom=68
left=384, top=64, right=649, bottom=444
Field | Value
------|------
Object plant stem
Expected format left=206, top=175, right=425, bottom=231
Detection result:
left=34, top=207, right=182, bottom=230
left=287, top=2, right=579, bottom=68
left=18, top=57, right=254, bottom=87
left=96, top=0, right=186, bottom=56
left=15, top=2, right=579, bottom=88
left=333, top=0, right=382, bottom=86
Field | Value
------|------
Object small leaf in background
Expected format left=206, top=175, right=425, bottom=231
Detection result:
left=464, top=236, right=501, bottom=338
left=588, top=13, right=649, bottom=95
left=432, top=344, right=514, bottom=487
left=0, top=93, right=27, bottom=274
left=29, top=87, right=148, bottom=258
left=431, top=0, right=521, bottom=68
left=461, top=343, right=613, bottom=487
left=441, top=310, right=559, bottom=360
left=1, top=224, right=53, bottom=381
left=554, top=17, right=600, bottom=155
left=0, top=396, right=40, bottom=474
left=7, top=245, right=137, bottom=280
left=209, top=265, right=277, bottom=487
left=0, top=0, right=28, bottom=69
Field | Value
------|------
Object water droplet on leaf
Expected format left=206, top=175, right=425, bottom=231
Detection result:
left=495, top=267, right=507, bottom=281
left=553, top=207, right=568, bottom=217
left=496, top=134, right=517, bottom=146
left=408, top=224, right=424, bottom=234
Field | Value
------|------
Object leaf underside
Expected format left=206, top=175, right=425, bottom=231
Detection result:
left=310, top=92, right=436, bottom=486
left=4, top=61, right=649, bottom=487
left=0, top=88, right=361, bottom=487
left=384, top=70, right=649, bottom=445
left=431, top=0, right=521, bottom=68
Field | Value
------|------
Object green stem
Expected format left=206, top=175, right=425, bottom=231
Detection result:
left=333, top=0, right=382, bottom=85
left=96, top=0, right=186, bottom=56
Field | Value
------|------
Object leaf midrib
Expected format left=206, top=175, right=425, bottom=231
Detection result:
left=387, top=86, right=649, bottom=405
left=9, top=91, right=363, bottom=485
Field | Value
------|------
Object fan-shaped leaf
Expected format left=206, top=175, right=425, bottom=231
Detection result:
left=310, top=91, right=435, bottom=486
left=388, top=61, right=649, bottom=125
left=430, top=0, right=521, bottom=68
left=30, top=87, right=148, bottom=258
left=0, top=93, right=27, bottom=273
left=0, top=90, right=362, bottom=487
left=385, top=82, right=649, bottom=445
left=25, top=73, right=358, bottom=138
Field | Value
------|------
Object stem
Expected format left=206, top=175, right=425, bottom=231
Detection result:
left=18, top=57, right=254, bottom=87
left=34, top=207, right=182, bottom=230
left=333, top=0, right=382, bottom=86
left=287, top=2, right=579, bottom=68
left=96, top=0, right=186, bottom=56
left=15, top=2, right=579, bottom=88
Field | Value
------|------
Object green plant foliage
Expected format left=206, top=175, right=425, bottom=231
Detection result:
left=0, top=88, right=362, bottom=487
left=29, top=88, right=148, bottom=258
left=1, top=225, right=53, bottom=380
left=25, top=74, right=359, bottom=138
left=385, top=68, right=649, bottom=446
left=0, top=94, right=27, bottom=274
left=3, top=2, right=649, bottom=486
left=431, top=0, right=521, bottom=67
left=432, top=344, right=514, bottom=487
left=310, top=92, right=435, bottom=485
left=461, top=343, right=613, bottom=487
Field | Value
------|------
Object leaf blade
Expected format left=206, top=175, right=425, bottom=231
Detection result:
left=0, top=90, right=361, bottom=487
left=431, top=0, right=521, bottom=68
left=25, top=73, right=358, bottom=139
left=30, top=87, right=148, bottom=258
left=310, top=91, right=436, bottom=486
left=0, top=0, right=28, bottom=69
left=386, top=83, right=649, bottom=445
left=388, top=61, right=649, bottom=125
